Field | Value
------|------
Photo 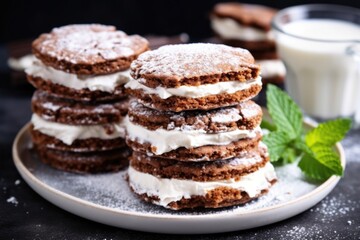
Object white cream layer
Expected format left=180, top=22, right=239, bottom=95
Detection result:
left=31, top=114, right=125, bottom=145
left=25, top=59, right=130, bottom=92
left=257, top=60, right=286, bottom=78
left=129, top=162, right=277, bottom=207
left=211, top=17, right=273, bottom=41
left=125, top=76, right=262, bottom=99
left=125, top=116, right=260, bottom=155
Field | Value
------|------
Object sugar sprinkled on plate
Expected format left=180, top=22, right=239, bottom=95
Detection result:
left=7, top=196, right=19, bottom=206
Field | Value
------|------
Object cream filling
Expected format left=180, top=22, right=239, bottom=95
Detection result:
left=257, top=60, right=286, bottom=78
left=211, top=17, right=273, bottom=41
left=128, top=162, right=277, bottom=207
left=25, top=59, right=130, bottom=92
left=31, top=114, right=125, bottom=145
left=125, top=116, right=261, bottom=155
left=8, top=54, right=36, bottom=71
left=125, top=76, right=262, bottom=99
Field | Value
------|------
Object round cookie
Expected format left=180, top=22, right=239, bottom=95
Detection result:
left=212, top=3, right=277, bottom=31
left=126, top=43, right=261, bottom=112
left=128, top=145, right=277, bottom=210
left=125, top=100, right=263, bottom=161
left=30, top=109, right=126, bottom=152
left=35, top=145, right=131, bottom=173
left=26, top=74, right=127, bottom=102
left=130, top=145, right=269, bottom=181
left=211, top=3, right=277, bottom=51
left=31, top=125, right=127, bottom=152
left=31, top=90, right=129, bottom=125
left=32, top=24, right=149, bottom=75
left=27, top=24, right=149, bottom=101
left=135, top=187, right=272, bottom=210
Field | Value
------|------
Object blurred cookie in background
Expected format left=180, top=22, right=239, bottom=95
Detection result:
left=210, top=2, right=285, bottom=85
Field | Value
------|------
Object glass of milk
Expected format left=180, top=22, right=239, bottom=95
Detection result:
left=272, top=4, right=360, bottom=122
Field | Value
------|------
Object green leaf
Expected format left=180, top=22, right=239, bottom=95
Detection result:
left=298, top=144, right=343, bottom=181
left=280, top=148, right=297, bottom=164
left=263, top=131, right=291, bottom=162
left=264, top=84, right=347, bottom=182
left=260, top=119, right=277, bottom=132
left=293, top=138, right=312, bottom=155
left=306, top=119, right=352, bottom=147
left=266, top=84, right=303, bottom=139
left=298, top=154, right=336, bottom=181
left=310, top=144, right=343, bottom=175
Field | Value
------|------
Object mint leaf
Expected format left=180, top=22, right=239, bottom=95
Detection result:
left=266, top=84, right=303, bottom=139
left=260, top=119, right=277, bottom=132
left=263, top=131, right=290, bottom=162
left=298, top=144, right=343, bottom=181
left=293, top=138, right=312, bottom=155
left=306, top=119, right=352, bottom=147
left=310, top=144, right=343, bottom=175
left=298, top=153, right=339, bottom=181
left=264, top=84, right=348, bottom=182
left=280, top=148, right=297, bottom=164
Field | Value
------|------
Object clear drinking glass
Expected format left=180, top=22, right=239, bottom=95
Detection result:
left=272, top=4, right=360, bottom=123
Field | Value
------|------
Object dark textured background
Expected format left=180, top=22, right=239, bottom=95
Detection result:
left=1, top=0, right=360, bottom=42
left=1, top=1, right=360, bottom=239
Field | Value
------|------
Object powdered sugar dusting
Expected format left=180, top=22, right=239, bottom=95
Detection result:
left=130, top=99, right=261, bottom=133
left=131, top=43, right=258, bottom=79
left=42, top=102, right=61, bottom=111
left=7, top=196, right=19, bottom=206
left=37, top=24, right=148, bottom=64
left=24, top=144, right=319, bottom=216
left=241, top=101, right=262, bottom=118
left=211, top=108, right=242, bottom=123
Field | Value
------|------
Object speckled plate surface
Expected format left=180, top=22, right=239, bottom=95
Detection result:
left=12, top=120, right=345, bottom=234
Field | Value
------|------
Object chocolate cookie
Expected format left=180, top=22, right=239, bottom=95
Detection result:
left=211, top=3, right=277, bottom=51
left=126, top=43, right=261, bottom=111
left=31, top=125, right=126, bottom=152
left=32, top=90, right=129, bottom=125
left=126, top=133, right=262, bottom=161
left=130, top=145, right=269, bottom=181
left=125, top=100, right=263, bottom=160
left=128, top=99, right=262, bottom=132
left=212, top=3, right=277, bottom=31
left=128, top=156, right=277, bottom=210
left=30, top=110, right=126, bottom=151
left=27, top=75, right=128, bottom=102
left=26, top=24, right=149, bottom=101
left=32, top=24, right=149, bottom=75
left=135, top=187, right=272, bottom=210
left=35, top=145, right=131, bottom=173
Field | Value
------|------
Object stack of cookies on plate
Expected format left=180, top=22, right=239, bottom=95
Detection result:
left=210, top=2, right=286, bottom=85
left=26, top=24, right=149, bottom=173
left=125, top=43, right=277, bottom=210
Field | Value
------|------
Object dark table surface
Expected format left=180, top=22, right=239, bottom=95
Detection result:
left=1, top=79, right=360, bottom=240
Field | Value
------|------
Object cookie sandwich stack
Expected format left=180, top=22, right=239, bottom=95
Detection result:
left=211, top=2, right=285, bottom=84
left=125, top=43, right=277, bottom=210
left=26, top=24, right=149, bottom=173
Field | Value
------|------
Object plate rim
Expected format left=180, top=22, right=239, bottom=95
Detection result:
left=12, top=121, right=345, bottom=221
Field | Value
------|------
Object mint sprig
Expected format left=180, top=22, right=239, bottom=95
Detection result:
left=267, top=84, right=303, bottom=139
left=262, top=84, right=351, bottom=181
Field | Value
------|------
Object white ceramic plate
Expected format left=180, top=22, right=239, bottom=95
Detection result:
left=12, top=121, right=345, bottom=234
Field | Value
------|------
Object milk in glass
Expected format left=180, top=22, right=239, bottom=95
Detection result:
left=276, top=19, right=360, bottom=119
